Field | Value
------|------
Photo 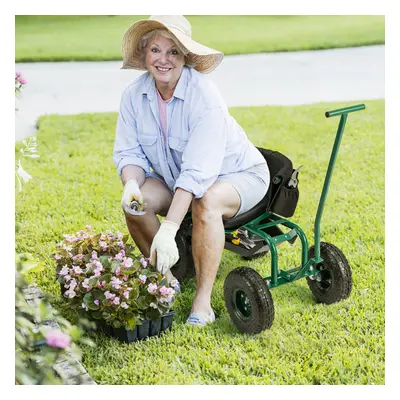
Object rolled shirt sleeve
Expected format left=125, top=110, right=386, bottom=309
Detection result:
left=113, top=86, right=151, bottom=177
left=174, top=107, right=227, bottom=198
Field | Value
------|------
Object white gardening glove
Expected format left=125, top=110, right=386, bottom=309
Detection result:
left=121, top=179, right=144, bottom=215
left=150, top=220, right=180, bottom=275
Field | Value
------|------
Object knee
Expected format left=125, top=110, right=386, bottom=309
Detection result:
left=192, top=189, right=222, bottom=221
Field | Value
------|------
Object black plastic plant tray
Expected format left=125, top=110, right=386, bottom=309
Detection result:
left=96, top=311, right=176, bottom=343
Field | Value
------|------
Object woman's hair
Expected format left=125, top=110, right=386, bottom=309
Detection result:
left=139, top=29, right=195, bottom=69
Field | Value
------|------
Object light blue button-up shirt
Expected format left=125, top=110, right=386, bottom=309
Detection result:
left=113, top=66, right=267, bottom=198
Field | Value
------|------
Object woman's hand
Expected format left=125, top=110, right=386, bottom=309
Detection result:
left=121, top=179, right=144, bottom=214
left=150, top=220, right=180, bottom=274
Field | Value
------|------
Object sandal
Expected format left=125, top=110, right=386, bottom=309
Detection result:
left=185, top=309, right=215, bottom=327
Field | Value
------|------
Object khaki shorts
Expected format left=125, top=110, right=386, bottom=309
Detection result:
left=150, top=162, right=270, bottom=218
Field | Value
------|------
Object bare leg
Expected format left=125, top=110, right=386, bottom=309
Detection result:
left=124, top=177, right=173, bottom=258
left=190, top=181, right=241, bottom=315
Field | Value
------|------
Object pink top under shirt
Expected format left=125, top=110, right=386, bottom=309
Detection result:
left=156, top=89, right=172, bottom=142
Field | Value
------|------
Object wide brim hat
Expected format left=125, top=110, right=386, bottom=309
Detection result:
left=121, top=15, right=224, bottom=74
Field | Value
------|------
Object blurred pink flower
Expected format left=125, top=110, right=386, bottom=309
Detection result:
left=72, top=266, right=83, bottom=275
left=123, top=257, right=133, bottom=269
left=113, top=297, right=120, bottom=305
left=140, top=256, right=148, bottom=268
left=82, top=278, right=91, bottom=289
left=111, top=276, right=122, bottom=289
left=45, top=330, right=71, bottom=349
left=159, top=286, right=169, bottom=296
left=104, top=291, right=115, bottom=300
left=139, top=274, right=147, bottom=284
left=94, top=300, right=100, bottom=306
left=147, top=283, right=157, bottom=294
left=59, top=265, right=69, bottom=276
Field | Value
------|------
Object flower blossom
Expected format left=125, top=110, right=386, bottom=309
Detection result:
left=122, top=291, right=129, bottom=299
left=55, top=254, right=62, bottom=260
left=112, top=297, right=120, bottom=305
left=159, top=287, right=175, bottom=304
left=115, top=252, right=124, bottom=262
left=115, top=268, right=121, bottom=276
left=123, top=257, right=133, bottom=269
left=45, top=330, right=71, bottom=349
left=72, top=254, right=84, bottom=262
left=147, top=283, right=158, bottom=294
left=65, top=289, right=76, bottom=299
left=68, top=279, right=77, bottom=291
left=59, top=265, right=69, bottom=276
left=104, top=291, right=116, bottom=300
left=94, top=300, right=100, bottom=306
left=82, top=278, right=91, bottom=289
left=140, top=256, right=148, bottom=268
left=86, top=225, right=92, bottom=231
left=97, top=281, right=106, bottom=288
left=93, top=268, right=102, bottom=278
left=111, top=276, right=122, bottom=289
left=121, top=302, right=129, bottom=309
left=91, top=251, right=98, bottom=260
left=99, top=241, right=108, bottom=251
left=122, top=275, right=128, bottom=281
left=139, top=274, right=147, bottom=284
left=72, top=266, right=83, bottom=275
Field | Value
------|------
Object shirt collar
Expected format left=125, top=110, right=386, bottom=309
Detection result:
left=142, top=66, right=188, bottom=102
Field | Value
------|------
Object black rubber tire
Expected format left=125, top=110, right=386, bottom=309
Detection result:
left=307, top=242, right=352, bottom=304
left=170, top=230, right=195, bottom=282
left=224, top=267, right=274, bottom=334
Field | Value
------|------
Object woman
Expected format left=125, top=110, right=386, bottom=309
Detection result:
left=114, top=15, right=270, bottom=327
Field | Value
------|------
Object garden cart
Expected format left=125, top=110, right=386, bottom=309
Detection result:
left=171, top=104, right=366, bottom=333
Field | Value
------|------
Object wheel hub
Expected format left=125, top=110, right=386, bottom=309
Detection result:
left=234, top=289, right=252, bottom=319
left=316, top=263, right=332, bottom=290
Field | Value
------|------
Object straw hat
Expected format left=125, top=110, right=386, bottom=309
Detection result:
left=121, top=15, right=224, bottom=74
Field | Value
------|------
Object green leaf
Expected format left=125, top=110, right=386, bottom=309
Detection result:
left=125, top=313, right=137, bottom=330
left=88, top=276, right=99, bottom=287
left=111, top=261, right=121, bottom=273
left=122, top=233, right=130, bottom=244
left=98, top=273, right=112, bottom=283
left=90, top=310, right=103, bottom=319
left=99, top=255, right=111, bottom=269
left=144, top=307, right=162, bottom=320
left=83, top=292, right=99, bottom=310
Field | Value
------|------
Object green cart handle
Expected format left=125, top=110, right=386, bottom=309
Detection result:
left=325, top=104, right=365, bottom=118
left=314, top=103, right=365, bottom=260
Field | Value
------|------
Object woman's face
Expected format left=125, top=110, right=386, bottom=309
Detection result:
left=144, top=34, right=185, bottom=87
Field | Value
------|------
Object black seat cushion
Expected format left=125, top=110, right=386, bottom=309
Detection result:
left=223, top=148, right=294, bottom=230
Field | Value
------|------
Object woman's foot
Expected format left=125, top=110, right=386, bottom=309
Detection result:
left=185, top=309, right=215, bottom=327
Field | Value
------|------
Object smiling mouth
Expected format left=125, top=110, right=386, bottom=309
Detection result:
left=155, top=66, right=172, bottom=73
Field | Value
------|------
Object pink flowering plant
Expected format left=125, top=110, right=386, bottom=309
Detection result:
left=15, top=71, right=27, bottom=98
left=53, top=226, right=176, bottom=330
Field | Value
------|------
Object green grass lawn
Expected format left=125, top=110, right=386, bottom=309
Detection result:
left=15, top=15, right=385, bottom=62
left=15, top=100, right=385, bottom=384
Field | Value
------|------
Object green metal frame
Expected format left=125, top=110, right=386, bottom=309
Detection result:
left=225, top=104, right=366, bottom=288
